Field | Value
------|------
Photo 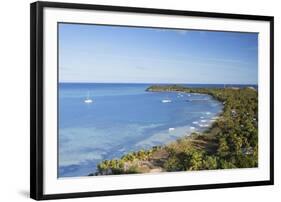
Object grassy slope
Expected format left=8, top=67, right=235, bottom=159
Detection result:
left=90, top=85, right=258, bottom=176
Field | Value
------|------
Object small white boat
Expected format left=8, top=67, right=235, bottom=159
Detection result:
left=84, top=99, right=93, bottom=104
left=168, top=127, right=175, bottom=132
left=199, top=124, right=210, bottom=128
left=162, top=99, right=172, bottom=103
left=177, top=93, right=184, bottom=97
left=84, top=92, right=93, bottom=104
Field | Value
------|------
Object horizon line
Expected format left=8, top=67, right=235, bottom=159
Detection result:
left=58, top=81, right=258, bottom=85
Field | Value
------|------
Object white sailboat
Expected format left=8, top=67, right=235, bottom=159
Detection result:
left=162, top=97, right=172, bottom=103
left=162, top=99, right=171, bottom=103
left=84, top=92, right=93, bottom=104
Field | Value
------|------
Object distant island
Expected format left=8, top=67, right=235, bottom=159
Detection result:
left=89, top=85, right=258, bottom=176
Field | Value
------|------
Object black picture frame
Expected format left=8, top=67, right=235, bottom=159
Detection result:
left=30, top=1, right=274, bottom=200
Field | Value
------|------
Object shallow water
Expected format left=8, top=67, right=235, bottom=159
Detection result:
left=59, top=83, right=223, bottom=177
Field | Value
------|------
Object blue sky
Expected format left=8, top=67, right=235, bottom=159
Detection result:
left=59, top=23, right=258, bottom=84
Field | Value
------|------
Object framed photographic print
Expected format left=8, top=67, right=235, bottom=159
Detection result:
left=30, top=1, right=274, bottom=200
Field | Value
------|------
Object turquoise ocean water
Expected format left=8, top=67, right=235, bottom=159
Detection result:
left=59, top=83, right=229, bottom=177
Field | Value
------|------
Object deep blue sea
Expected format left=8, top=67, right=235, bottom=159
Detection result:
left=58, top=83, right=255, bottom=177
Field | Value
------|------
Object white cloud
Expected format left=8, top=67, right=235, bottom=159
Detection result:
left=153, top=28, right=189, bottom=35
left=175, top=30, right=188, bottom=35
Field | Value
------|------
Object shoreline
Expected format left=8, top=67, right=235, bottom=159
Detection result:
left=90, top=84, right=258, bottom=176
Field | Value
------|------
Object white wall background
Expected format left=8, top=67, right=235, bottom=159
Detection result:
left=0, top=0, right=279, bottom=201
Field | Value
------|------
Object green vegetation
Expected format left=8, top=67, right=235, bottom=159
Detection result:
left=91, top=85, right=258, bottom=176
